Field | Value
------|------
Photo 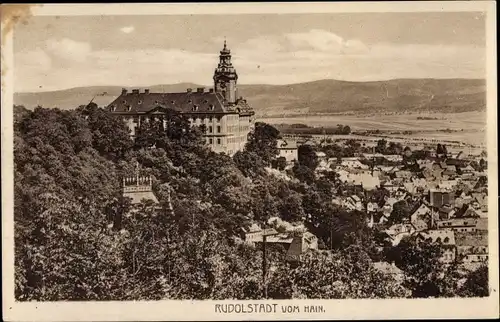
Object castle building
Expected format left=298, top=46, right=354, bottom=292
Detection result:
left=107, top=41, right=255, bottom=155
left=122, top=174, right=159, bottom=206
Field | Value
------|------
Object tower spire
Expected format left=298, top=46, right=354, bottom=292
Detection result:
left=214, top=37, right=238, bottom=104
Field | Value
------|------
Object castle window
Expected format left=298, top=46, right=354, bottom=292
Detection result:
left=209, top=126, right=213, bottom=133
left=138, top=100, right=142, bottom=104
left=217, top=126, right=221, bottom=133
left=217, top=138, right=221, bottom=145
left=209, top=104, right=215, bottom=111
left=209, top=116, right=213, bottom=122
left=209, top=138, right=213, bottom=144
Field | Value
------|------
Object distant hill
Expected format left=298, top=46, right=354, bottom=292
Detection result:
left=14, top=79, right=486, bottom=116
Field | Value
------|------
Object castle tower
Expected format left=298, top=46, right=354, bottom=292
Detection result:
left=213, top=40, right=238, bottom=105
left=122, top=162, right=159, bottom=205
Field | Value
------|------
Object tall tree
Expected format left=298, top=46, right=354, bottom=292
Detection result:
left=298, top=144, right=319, bottom=170
left=245, top=122, right=280, bottom=165
left=385, top=236, right=459, bottom=298
left=375, top=139, right=388, bottom=154
left=267, top=247, right=408, bottom=299
left=76, top=103, right=133, bottom=161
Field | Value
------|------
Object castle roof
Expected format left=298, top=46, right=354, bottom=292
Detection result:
left=108, top=90, right=226, bottom=114
left=108, top=90, right=253, bottom=115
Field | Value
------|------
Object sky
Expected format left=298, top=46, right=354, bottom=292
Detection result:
left=13, top=12, right=487, bottom=92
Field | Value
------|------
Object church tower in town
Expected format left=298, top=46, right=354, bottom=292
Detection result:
left=213, top=40, right=238, bottom=105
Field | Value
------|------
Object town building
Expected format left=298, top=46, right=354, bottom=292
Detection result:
left=455, top=231, right=488, bottom=264
left=277, top=139, right=298, bottom=163
left=429, top=189, right=454, bottom=208
left=416, top=229, right=457, bottom=263
left=107, top=41, right=255, bottom=156
left=243, top=220, right=318, bottom=261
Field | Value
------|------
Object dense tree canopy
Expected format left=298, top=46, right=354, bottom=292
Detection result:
left=13, top=105, right=485, bottom=301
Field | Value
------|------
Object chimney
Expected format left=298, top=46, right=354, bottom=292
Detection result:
left=144, top=89, right=150, bottom=94
left=132, top=89, right=139, bottom=94
left=209, top=88, right=214, bottom=93
left=187, top=88, right=192, bottom=93
left=121, top=88, right=128, bottom=95
left=197, top=87, right=204, bottom=93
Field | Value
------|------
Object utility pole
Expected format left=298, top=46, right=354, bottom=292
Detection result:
left=262, top=231, right=267, bottom=299
left=330, top=227, right=333, bottom=250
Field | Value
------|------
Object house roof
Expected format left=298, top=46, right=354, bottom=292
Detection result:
left=472, top=193, right=487, bottom=206
left=373, top=261, right=403, bottom=275
left=439, top=205, right=454, bottom=214
left=247, top=223, right=261, bottom=233
left=351, top=195, right=361, bottom=202
left=277, top=139, right=298, bottom=150
left=476, top=218, right=488, bottom=230
left=418, top=229, right=456, bottom=245
left=455, top=231, right=488, bottom=247
left=395, top=171, right=412, bottom=178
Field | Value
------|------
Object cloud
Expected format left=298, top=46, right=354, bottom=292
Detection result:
left=45, top=38, right=91, bottom=63
left=120, top=26, right=135, bottom=34
left=232, top=30, right=484, bottom=83
left=14, top=48, right=52, bottom=91
left=284, top=29, right=369, bottom=54
left=13, top=30, right=486, bottom=92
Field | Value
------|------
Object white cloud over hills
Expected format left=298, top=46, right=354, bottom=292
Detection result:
left=14, top=29, right=485, bottom=92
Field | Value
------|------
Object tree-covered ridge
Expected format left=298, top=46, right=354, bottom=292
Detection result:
left=13, top=104, right=488, bottom=300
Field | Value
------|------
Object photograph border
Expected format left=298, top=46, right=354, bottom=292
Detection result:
left=2, top=2, right=498, bottom=321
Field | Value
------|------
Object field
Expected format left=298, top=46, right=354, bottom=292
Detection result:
left=261, top=111, right=487, bottom=147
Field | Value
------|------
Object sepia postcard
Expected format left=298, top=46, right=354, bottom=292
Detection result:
left=2, top=2, right=499, bottom=321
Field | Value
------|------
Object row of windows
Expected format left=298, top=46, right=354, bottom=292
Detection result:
left=442, top=253, right=454, bottom=260
left=227, top=125, right=239, bottom=133
left=454, top=227, right=477, bottom=232
left=207, top=138, right=222, bottom=145
left=132, top=117, right=165, bottom=124
left=441, top=221, right=472, bottom=227
left=464, top=255, right=488, bottom=261
left=227, top=136, right=245, bottom=144
left=189, top=116, right=222, bottom=123
left=208, top=126, right=222, bottom=134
